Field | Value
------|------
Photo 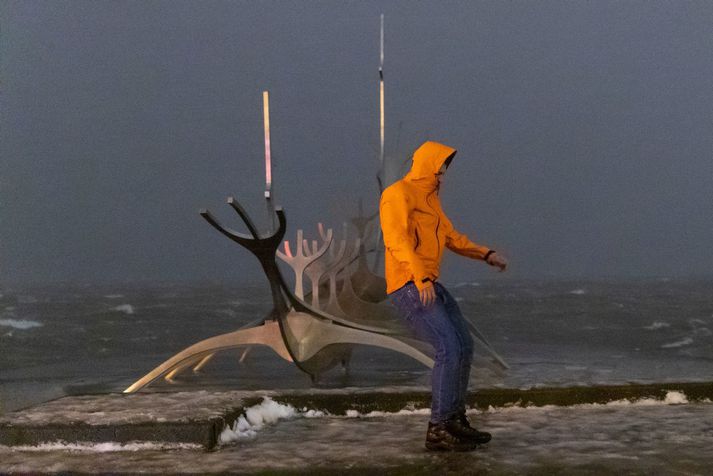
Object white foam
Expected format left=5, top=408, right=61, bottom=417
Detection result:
left=4, top=441, right=201, bottom=452
left=644, top=321, right=670, bottom=330
left=104, top=294, right=124, bottom=299
left=344, top=408, right=432, bottom=418
left=486, top=391, right=692, bottom=413
left=661, top=337, right=693, bottom=348
left=569, top=289, right=586, bottom=295
left=219, top=397, right=306, bottom=444
left=111, top=304, right=135, bottom=315
left=0, top=318, right=43, bottom=330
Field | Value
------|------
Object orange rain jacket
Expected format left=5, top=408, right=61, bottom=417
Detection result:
left=379, top=141, right=492, bottom=294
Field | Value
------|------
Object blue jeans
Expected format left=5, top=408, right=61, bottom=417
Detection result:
left=389, top=281, right=474, bottom=423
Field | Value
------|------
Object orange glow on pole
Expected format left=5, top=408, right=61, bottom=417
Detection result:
left=263, top=91, right=272, bottom=198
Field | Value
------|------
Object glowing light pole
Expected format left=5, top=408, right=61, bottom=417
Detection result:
left=263, top=90, right=272, bottom=199
left=379, top=14, right=385, bottom=167
left=373, top=14, right=385, bottom=272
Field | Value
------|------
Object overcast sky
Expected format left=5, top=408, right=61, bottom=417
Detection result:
left=2, top=1, right=712, bottom=285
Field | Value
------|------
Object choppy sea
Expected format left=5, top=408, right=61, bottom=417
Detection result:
left=1, top=278, right=712, bottom=473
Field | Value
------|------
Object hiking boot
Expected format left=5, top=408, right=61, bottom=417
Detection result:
left=425, top=421, right=479, bottom=452
left=446, top=413, right=492, bottom=445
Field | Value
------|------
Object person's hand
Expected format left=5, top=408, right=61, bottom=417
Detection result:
left=419, top=281, right=436, bottom=306
left=487, top=252, right=508, bottom=272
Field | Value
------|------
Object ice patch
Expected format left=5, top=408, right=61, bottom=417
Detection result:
left=111, top=304, right=135, bottom=315
left=219, top=397, right=323, bottom=444
left=644, top=321, right=670, bottom=330
left=0, top=318, right=43, bottom=330
left=569, top=289, right=586, bottom=295
left=661, top=337, right=693, bottom=348
left=3, top=441, right=201, bottom=452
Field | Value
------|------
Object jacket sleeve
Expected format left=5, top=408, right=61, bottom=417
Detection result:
left=441, top=212, right=491, bottom=260
left=379, top=187, right=430, bottom=290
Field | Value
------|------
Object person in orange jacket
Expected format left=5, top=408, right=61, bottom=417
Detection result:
left=380, top=140, right=507, bottom=451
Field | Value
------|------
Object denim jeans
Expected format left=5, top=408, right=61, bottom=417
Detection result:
left=388, top=281, right=474, bottom=423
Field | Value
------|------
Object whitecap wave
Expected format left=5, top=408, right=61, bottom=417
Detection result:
left=644, top=321, right=670, bottom=330
left=569, top=289, right=586, bottom=295
left=452, top=282, right=480, bottom=288
left=104, top=294, right=124, bottom=299
left=111, top=304, right=135, bottom=315
left=219, top=397, right=325, bottom=444
left=0, top=318, right=43, bottom=330
left=661, top=338, right=693, bottom=348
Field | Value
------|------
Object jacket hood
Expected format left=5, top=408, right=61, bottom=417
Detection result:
left=404, top=141, right=457, bottom=192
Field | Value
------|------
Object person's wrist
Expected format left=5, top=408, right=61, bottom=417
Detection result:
left=484, top=250, right=496, bottom=264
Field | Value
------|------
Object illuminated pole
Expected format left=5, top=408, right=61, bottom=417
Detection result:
left=263, top=90, right=272, bottom=199
left=373, top=15, right=385, bottom=272
left=379, top=14, right=385, bottom=166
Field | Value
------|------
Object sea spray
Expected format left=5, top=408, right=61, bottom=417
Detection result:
left=219, top=397, right=326, bottom=444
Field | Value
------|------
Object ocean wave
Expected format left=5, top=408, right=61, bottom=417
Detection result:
left=569, top=289, right=586, bottom=295
left=644, top=321, right=670, bottom=330
left=219, top=397, right=325, bottom=444
left=0, top=318, right=43, bottom=330
left=17, top=295, right=38, bottom=304
left=661, top=338, right=694, bottom=349
left=111, top=304, right=135, bottom=315
left=103, top=294, right=124, bottom=299
left=452, top=282, right=480, bottom=288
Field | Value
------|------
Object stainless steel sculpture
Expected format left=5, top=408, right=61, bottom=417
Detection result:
left=123, top=198, right=438, bottom=392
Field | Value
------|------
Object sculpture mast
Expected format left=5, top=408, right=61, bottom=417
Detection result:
left=263, top=90, right=277, bottom=230
left=373, top=15, right=385, bottom=272
left=379, top=13, right=385, bottom=167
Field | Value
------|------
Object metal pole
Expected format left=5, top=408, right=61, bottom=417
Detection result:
left=263, top=91, right=277, bottom=231
left=373, top=15, right=385, bottom=272
left=379, top=14, right=385, bottom=166
left=263, top=91, right=272, bottom=199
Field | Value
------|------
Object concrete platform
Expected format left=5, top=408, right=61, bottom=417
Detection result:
left=1, top=381, right=712, bottom=450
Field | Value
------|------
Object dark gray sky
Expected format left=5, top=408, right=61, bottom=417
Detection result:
left=2, top=1, right=712, bottom=284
